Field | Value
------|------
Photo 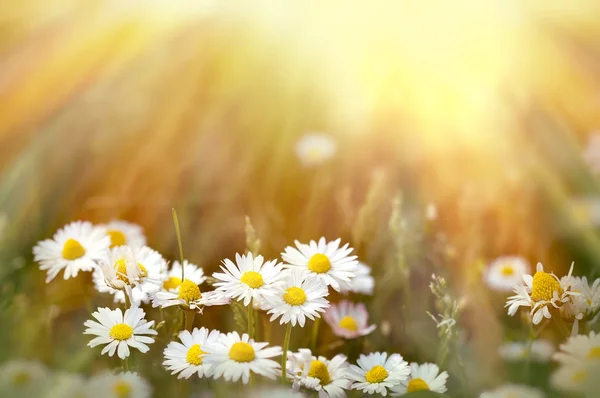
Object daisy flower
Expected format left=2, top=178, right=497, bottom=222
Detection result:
left=281, top=237, right=358, bottom=292
left=151, top=279, right=229, bottom=311
left=96, top=246, right=147, bottom=303
left=348, top=352, right=411, bottom=396
left=0, top=360, right=50, bottom=398
left=323, top=300, right=376, bottom=339
left=339, top=261, right=375, bottom=296
left=163, top=327, right=221, bottom=379
left=560, top=276, right=600, bottom=329
left=479, top=384, right=544, bottom=398
left=264, top=271, right=329, bottom=327
left=88, top=371, right=152, bottom=398
left=390, top=363, right=448, bottom=395
left=498, top=339, right=554, bottom=362
left=203, top=331, right=282, bottom=384
left=484, top=256, right=530, bottom=292
left=213, top=253, right=284, bottom=306
left=160, top=259, right=206, bottom=292
left=287, top=349, right=352, bottom=398
left=100, top=220, right=146, bottom=248
left=553, top=331, right=600, bottom=366
left=295, top=133, right=336, bottom=167
left=94, top=246, right=166, bottom=305
left=506, top=262, right=578, bottom=324
left=84, top=307, right=157, bottom=359
left=33, top=221, right=110, bottom=282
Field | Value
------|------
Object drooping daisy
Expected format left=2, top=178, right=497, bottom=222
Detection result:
left=348, top=352, right=411, bottom=396
left=151, top=279, right=229, bottom=311
left=0, top=360, right=50, bottom=398
left=498, top=339, right=554, bottom=362
left=390, top=363, right=448, bottom=395
left=100, top=220, right=146, bottom=249
left=163, top=327, right=221, bottom=379
left=295, top=133, right=336, bottom=167
left=264, top=270, right=329, bottom=327
left=94, top=246, right=166, bottom=305
left=339, top=261, right=375, bottom=296
left=479, top=384, right=544, bottom=398
left=484, top=256, right=530, bottom=292
left=506, top=262, right=578, bottom=324
left=84, top=307, right=157, bottom=359
left=88, top=371, right=152, bottom=398
left=323, top=300, right=376, bottom=339
left=553, top=331, right=600, bottom=366
left=287, top=349, right=352, bottom=397
left=281, top=237, right=358, bottom=292
left=160, top=259, right=206, bottom=293
left=33, top=221, right=110, bottom=282
left=203, top=331, right=282, bottom=384
left=213, top=252, right=284, bottom=306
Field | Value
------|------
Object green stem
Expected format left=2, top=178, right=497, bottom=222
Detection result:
left=523, top=323, right=535, bottom=383
left=311, top=318, right=320, bottom=353
left=124, top=290, right=131, bottom=309
left=172, top=208, right=185, bottom=281
left=248, top=300, right=254, bottom=339
left=184, top=310, right=195, bottom=331
left=282, top=323, right=292, bottom=383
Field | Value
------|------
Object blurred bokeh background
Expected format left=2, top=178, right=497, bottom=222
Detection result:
left=2, top=0, right=600, bottom=396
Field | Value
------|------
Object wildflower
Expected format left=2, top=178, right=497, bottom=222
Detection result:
left=323, top=300, right=376, bottom=339
left=559, top=276, right=600, bottom=331
left=339, top=261, right=375, bottom=296
left=33, top=221, right=110, bottom=282
left=160, top=260, right=206, bottom=293
left=348, top=352, right=411, bottom=396
left=264, top=270, right=329, bottom=327
left=484, top=256, right=530, bottom=292
left=479, top=384, right=544, bottom=398
left=390, top=363, right=448, bottom=395
left=553, top=331, right=600, bottom=366
left=213, top=253, right=284, bottom=306
left=84, top=307, right=157, bottom=359
left=163, top=327, right=221, bottom=379
left=0, top=360, right=49, bottom=398
left=281, top=237, right=358, bottom=292
left=100, top=220, right=146, bottom=248
left=551, top=362, right=600, bottom=396
left=203, top=331, right=282, bottom=384
left=295, top=133, right=336, bottom=167
left=287, top=349, right=352, bottom=397
left=498, top=340, right=554, bottom=362
left=151, top=280, right=228, bottom=311
left=506, top=262, right=578, bottom=324
left=88, top=371, right=152, bottom=398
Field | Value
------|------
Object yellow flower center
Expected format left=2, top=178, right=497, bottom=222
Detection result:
left=365, top=365, right=389, bottom=384
left=338, top=315, right=358, bottom=331
left=62, top=238, right=85, bottom=260
left=12, top=371, right=30, bottom=385
left=588, top=347, right=600, bottom=359
left=283, top=287, right=307, bottom=306
left=186, top=344, right=206, bottom=365
left=531, top=271, right=562, bottom=302
left=110, top=323, right=133, bottom=340
left=501, top=265, right=514, bottom=276
left=138, top=263, right=147, bottom=278
left=114, top=259, right=131, bottom=284
left=113, top=380, right=131, bottom=398
left=308, top=253, right=331, bottom=274
left=228, top=342, right=255, bottom=362
left=407, top=378, right=430, bottom=392
left=308, top=360, right=331, bottom=385
left=163, top=276, right=182, bottom=291
left=572, top=370, right=588, bottom=384
left=178, top=279, right=202, bottom=303
left=107, top=230, right=127, bottom=248
left=240, top=271, right=264, bottom=289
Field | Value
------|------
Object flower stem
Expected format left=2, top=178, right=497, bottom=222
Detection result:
left=248, top=300, right=254, bottom=339
left=282, top=323, right=292, bottom=383
left=310, top=317, right=320, bottom=353
left=172, top=208, right=185, bottom=281
left=184, top=310, right=195, bottom=331
left=123, top=290, right=132, bottom=309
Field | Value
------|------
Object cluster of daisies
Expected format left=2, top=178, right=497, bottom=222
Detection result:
left=26, top=220, right=451, bottom=397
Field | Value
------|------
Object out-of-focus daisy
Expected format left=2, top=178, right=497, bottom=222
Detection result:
left=160, top=260, right=206, bottom=293
left=551, top=361, right=600, bottom=396
left=282, top=237, right=358, bottom=292
left=33, top=221, right=110, bottom=282
left=339, top=261, right=375, bottom=296
left=498, top=339, right=554, bottom=362
left=295, top=133, right=336, bottom=167
left=88, top=371, right=152, bottom=398
left=553, top=331, right=600, bottom=366
left=568, top=196, right=600, bottom=228
left=0, top=360, right=50, bottom=398
left=287, top=348, right=351, bottom=397
left=213, top=253, right=284, bottom=306
left=348, top=352, right=411, bottom=396
left=484, top=256, right=530, bottom=292
left=203, top=331, right=281, bottom=384
left=94, top=246, right=166, bottom=305
left=163, top=327, right=221, bottom=379
left=84, top=307, right=157, bottom=359
left=151, top=279, right=229, bottom=311
left=390, top=362, right=448, bottom=395
left=46, top=372, right=87, bottom=398
left=506, top=262, right=578, bottom=324
left=479, top=384, right=544, bottom=398
left=100, top=220, right=146, bottom=248
left=264, top=271, right=329, bottom=327
left=323, top=300, right=376, bottom=339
